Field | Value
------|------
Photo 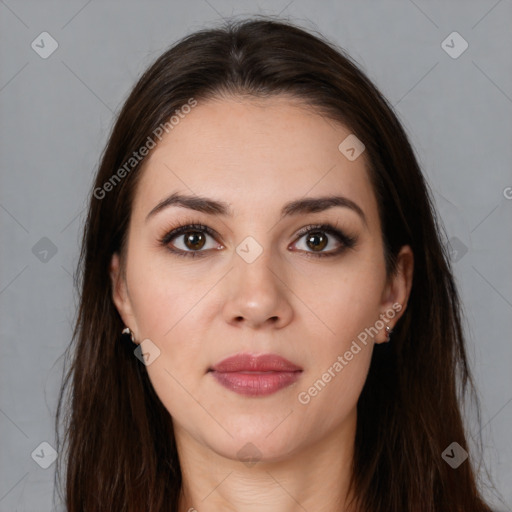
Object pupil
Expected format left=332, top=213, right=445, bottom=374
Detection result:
left=307, top=232, right=327, bottom=251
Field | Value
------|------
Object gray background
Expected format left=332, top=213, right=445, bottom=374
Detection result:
left=1, top=1, right=511, bottom=510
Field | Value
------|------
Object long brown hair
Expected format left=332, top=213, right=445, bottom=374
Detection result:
left=55, top=16, right=495, bottom=511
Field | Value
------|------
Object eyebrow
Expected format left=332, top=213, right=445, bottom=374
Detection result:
left=145, top=192, right=367, bottom=225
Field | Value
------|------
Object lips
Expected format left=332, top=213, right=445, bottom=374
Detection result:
left=208, top=353, right=303, bottom=397
left=209, top=353, right=302, bottom=373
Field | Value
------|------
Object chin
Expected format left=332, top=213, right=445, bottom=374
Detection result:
left=204, top=422, right=304, bottom=465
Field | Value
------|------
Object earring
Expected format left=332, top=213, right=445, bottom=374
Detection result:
left=121, top=326, right=138, bottom=347
left=385, top=325, right=393, bottom=342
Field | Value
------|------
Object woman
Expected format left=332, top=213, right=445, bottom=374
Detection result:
left=55, top=17, right=495, bottom=512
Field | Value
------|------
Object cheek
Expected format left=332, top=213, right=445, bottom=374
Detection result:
left=126, top=263, right=206, bottom=420
left=297, top=345, right=372, bottom=434
left=125, top=251, right=211, bottom=374
left=126, top=243, right=204, bottom=339
left=294, top=253, right=387, bottom=342
left=294, top=280, right=378, bottom=434
left=130, top=271, right=176, bottom=338
left=292, top=250, right=385, bottom=408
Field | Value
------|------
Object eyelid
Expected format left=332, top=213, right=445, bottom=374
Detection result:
left=294, top=222, right=345, bottom=242
left=158, top=222, right=219, bottom=243
left=290, top=222, right=357, bottom=257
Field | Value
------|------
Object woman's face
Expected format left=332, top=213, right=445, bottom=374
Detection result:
left=110, top=95, right=412, bottom=463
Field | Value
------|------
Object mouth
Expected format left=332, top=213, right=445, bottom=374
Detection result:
left=208, top=353, right=303, bottom=397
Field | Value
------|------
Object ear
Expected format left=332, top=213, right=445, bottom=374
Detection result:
left=109, top=252, right=138, bottom=334
left=376, top=245, right=414, bottom=343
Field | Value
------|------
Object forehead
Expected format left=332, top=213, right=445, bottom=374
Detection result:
left=132, top=95, right=378, bottom=226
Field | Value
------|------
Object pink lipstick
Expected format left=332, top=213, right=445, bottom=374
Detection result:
left=208, top=353, right=303, bottom=397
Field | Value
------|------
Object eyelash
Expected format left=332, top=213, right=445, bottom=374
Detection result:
left=157, top=221, right=357, bottom=259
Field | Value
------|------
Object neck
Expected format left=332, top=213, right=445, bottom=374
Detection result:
left=175, top=409, right=358, bottom=512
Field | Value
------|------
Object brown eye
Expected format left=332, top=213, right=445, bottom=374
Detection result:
left=159, top=223, right=222, bottom=258
left=183, top=231, right=207, bottom=251
left=305, top=231, right=328, bottom=252
left=292, top=223, right=357, bottom=258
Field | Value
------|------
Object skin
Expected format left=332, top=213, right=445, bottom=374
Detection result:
left=110, top=94, right=413, bottom=512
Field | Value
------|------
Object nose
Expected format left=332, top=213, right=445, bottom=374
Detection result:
left=222, top=251, right=294, bottom=330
